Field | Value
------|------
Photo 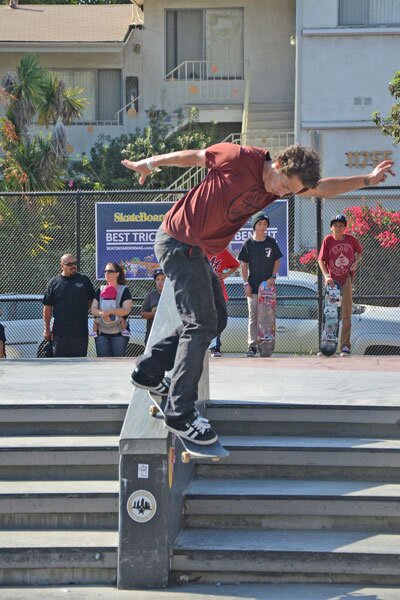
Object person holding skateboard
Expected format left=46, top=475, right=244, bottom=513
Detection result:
left=207, top=247, right=240, bottom=357
left=238, top=212, right=282, bottom=357
left=122, top=143, right=393, bottom=445
left=318, top=214, right=363, bottom=357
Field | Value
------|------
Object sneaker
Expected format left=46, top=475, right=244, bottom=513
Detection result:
left=340, top=346, right=351, bottom=357
left=130, top=366, right=170, bottom=397
left=165, top=412, right=218, bottom=445
left=245, top=346, right=257, bottom=357
left=210, top=349, right=222, bottom=357
left=121, top=329, right=130, bottom=337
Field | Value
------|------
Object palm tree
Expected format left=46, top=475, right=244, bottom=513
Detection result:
left=0, top=53, right=87, bottom=191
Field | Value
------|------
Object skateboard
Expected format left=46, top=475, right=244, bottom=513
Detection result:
left=256, top=281, right=277, bottom=357
left=320, top=283, right=342, bottom=356
left=148, top=391, right=230, bottom=463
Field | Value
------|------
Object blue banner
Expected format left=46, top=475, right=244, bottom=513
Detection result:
left=95, top=200, right=288, bottom=280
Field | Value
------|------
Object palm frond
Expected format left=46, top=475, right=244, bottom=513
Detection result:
left=60, top=86, right=88, bottom=124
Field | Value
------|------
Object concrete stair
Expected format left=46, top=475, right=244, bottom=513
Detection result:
left=0, top=402, right=127, bottom=585
left=171, top=401, right=400, bottom=585
left=247, top=102, right=294, bottom=133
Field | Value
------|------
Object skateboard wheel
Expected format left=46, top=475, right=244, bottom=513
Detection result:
left=149, top=405, right=159, bottom=417
left=181, top=452, right=191, bottom=464
left=211, top=457, right=220, bottom=462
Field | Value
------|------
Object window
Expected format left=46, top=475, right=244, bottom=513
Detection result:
left=276, top=284, right=318, bottom=320
left=166, top=8, right=244, bottom=78
left=339, top=0, right=400, bottom=26
left=51, top=69, right=121, bottom=123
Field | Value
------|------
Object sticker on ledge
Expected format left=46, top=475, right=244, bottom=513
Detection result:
left=138, top=463, right=149, bottom=479
left=127, top=490, right=157, bottom=523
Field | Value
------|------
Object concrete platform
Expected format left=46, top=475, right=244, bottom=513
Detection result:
left=2, top=356, right=400, bottom=407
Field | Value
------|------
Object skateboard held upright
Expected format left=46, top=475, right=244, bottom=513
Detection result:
left=256, top=281, right=277, bottom=357
left=320, top=283, right=341, bottom=356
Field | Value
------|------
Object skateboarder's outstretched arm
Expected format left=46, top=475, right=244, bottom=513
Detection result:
left=299, top=160, right=395, bottom=198
left=121, top=149, right=206, bottom=185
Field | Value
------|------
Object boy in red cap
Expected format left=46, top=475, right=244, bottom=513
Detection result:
left=318, top=214, right=363, bottom=356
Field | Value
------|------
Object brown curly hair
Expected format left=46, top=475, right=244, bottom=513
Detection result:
left=273, top=144, right=321, bottom=189
left=106, top=262, right=127, bottom=285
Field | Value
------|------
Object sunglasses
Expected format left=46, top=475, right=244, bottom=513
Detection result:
left=104, top=269, right=117, bottom=273
left=63, top=261, right=77, bottom=267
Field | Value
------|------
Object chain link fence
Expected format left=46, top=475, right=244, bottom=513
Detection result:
left=1, top=187, right=399, bottom=358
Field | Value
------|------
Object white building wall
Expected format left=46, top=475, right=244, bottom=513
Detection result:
left=141, top=0, right=295, bottom=109
left=295, top=0, right=400, bottom=251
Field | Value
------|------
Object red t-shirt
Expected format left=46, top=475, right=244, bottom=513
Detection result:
left=163, top=143, right=278, bottom=255
left=207, top=249, right=240, bottom=301
left=318, top=234, right=363, bottom=286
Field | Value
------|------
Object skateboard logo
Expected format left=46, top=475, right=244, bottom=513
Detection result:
left=127, top=490, right=157, bottom=523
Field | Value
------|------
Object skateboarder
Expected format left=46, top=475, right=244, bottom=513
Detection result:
left=238, top=212, right=282, bottom=357
left=122, top=143, right=393, bottom=445
left=318, top=214, right=363, bottom=356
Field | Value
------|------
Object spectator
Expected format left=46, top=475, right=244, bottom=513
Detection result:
left=43, top=254, right=95, bottom=357
left=207, top=248, right=239, bottom=357
left=90, top=263, right=132, bottom=357
left=0, top=320, right=5, bottom=358
left=238, top=212, right=282, bottom=357
left=318, top=214, right=363, bottom=357
left=141, top=269, right=166, bottom=346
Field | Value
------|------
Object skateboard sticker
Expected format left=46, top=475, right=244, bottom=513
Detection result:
left=137, top=464, right=149, bottom=479
left=127, top=490, right=157, bottom=523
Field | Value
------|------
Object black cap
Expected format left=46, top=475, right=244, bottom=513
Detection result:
left=251, top=211, right=270, bottom=230
left=330, top=214, right=347, bottom=227
left=153, top=268, right=164, bottom=279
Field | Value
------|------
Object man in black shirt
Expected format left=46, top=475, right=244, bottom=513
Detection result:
left=140, top=268, right=166, bottom=346
left=43, top=254, right=95, bottom=357
left=238, top=212, right=282, bottom=357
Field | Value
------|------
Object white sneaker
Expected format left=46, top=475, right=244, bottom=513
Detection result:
left=340, top=346, right=351, bottom=357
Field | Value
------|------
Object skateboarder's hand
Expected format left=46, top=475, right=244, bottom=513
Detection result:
left=121, top=158, right=153, bottom=185
left=368, top=160, right=395, bottom=185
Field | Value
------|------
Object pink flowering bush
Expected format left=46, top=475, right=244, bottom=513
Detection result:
left=292, top=204, right=400, bottom=304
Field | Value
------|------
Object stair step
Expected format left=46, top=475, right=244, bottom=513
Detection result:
left=184, top=478, right=400, bottom=529
left=0, top=530, right=118, bottom=585
left=172, top=528, right=400, bottom=584
left=0, top=480, right=118, bottom=513
left=0, top=404, right=128, bottom=436
left=217, top=435, right=400, bottom=467
left=206, top=402, right=400, bottom=438
left=3, top=583, right=399, bottom=599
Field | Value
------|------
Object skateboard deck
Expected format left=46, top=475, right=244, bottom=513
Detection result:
left=320, top=283, right=342, bottom=356
left=256, top=281, right=277, bottom=357
left=148, top=391, right=230, bottom=463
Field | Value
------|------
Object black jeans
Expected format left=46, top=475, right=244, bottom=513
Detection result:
left=137, top=227, right=227, bottom=418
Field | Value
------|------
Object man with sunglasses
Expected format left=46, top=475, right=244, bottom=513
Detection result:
left=43, top=254, right=95, bottom=357
left=122, top=142, right=394, bottom=445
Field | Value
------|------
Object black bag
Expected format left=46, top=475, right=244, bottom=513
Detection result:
left=37, top=340, right=54, bottom=358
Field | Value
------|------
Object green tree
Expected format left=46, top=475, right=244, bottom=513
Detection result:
left=373, top=71, right=400, bottom=145
left=68, top=106, right=217, bottom=190
left=0, top=54, right=87, bottom=191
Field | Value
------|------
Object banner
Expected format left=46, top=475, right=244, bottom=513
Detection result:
left=95, top=200, right=288, bottom=279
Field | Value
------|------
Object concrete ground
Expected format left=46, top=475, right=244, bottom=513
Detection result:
left=1, top=583, right=400, bottom=599
left=2, top=355, right=400, bottom=407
